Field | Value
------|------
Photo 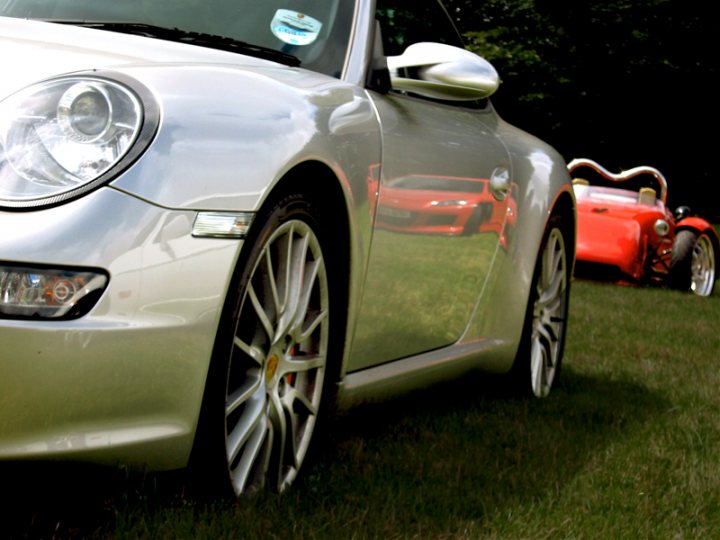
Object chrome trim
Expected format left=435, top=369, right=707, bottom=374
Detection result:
left=567, top=157, right=668, bottom=204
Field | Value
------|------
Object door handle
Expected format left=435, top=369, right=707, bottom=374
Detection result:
left=489, top=166, right=511, bottom=201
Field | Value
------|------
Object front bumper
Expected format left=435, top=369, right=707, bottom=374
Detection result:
left=0, top=187, right=241, bottom=469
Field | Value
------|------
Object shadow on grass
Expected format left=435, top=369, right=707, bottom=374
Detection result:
left=0, top=368, right=668, bottom=539
left=292, top=368, right=670, bottom=536
left=0, top=459, right=189, bottom=539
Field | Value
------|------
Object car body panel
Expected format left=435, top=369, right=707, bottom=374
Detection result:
left=576, top=210, right=644, bottom=279
left=0, top=1, right=574, bottom=468
left=0, top=188, right=240, bottom=466
left=344, top=115, right=575, bottom=397
left=348, top=93, right=510, bottom=367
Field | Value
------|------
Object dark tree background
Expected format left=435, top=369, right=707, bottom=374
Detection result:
left=444, top=0, right=718, bottom=220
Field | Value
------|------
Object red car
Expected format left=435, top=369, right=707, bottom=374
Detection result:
left=568, top=158, right=718, bottom=296
left=371, top=173, right=513, bottom=238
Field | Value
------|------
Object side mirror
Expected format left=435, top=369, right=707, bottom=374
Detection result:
left=386, top=42, right=500, bottom=101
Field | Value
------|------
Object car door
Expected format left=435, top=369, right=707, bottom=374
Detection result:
left=348, top=0, right=512, bottom=370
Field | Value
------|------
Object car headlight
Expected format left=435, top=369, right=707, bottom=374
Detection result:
left=431, top=199, right=469, bottom=207
left=0, top=264, right=108, bottom=319
left=654, top=219, right=670, bottom=237
left=0, top=75, right=157, bottom=208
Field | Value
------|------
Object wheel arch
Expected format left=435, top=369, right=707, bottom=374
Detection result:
left=187, top=161, right=355, bottom=494
left=247, top=159, right=355, bottom=387
left=550, top=189, right=577, bottom=260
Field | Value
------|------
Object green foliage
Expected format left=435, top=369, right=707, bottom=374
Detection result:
left=445, top=0, right=719, bottom=220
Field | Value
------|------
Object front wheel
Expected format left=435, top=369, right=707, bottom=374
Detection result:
left=193, top=193, right=333, bottom=497
left=670, top=230, right=716, bottom=297
left=510, top=214, right=571, bottom=398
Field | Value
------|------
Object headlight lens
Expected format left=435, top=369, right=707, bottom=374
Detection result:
left=654, top=219, right=670, bottom=237
left=0, top=77, right=145, bottom=207
left=0, top=264, right=108, bottom=319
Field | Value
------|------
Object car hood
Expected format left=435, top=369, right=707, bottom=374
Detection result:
left=0, top=16, right=275, bottom=98
left=0, top=15, right=380, bottom=213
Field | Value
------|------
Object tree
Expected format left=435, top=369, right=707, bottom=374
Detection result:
left=444, top=0, right=719, bottom=219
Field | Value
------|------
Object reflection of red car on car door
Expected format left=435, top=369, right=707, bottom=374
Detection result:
left=569, top=158, right=718, bottom=296
left=371, top=173, right=513, bottom=237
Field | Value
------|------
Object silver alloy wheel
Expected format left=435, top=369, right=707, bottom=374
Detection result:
left=690, top=233, right=716, bottom=297
left=225, top=219, right=329, bottom=496
left=530, top=228, right=568, bottom=398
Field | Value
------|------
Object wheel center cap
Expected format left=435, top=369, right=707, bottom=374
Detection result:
left=266, top=354, right=279, bottom=384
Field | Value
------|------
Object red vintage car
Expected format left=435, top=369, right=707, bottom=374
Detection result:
left=568, top=158, right=718, bottom=296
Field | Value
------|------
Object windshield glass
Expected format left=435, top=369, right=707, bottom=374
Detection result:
left=0, top=0, right=354, bottom=76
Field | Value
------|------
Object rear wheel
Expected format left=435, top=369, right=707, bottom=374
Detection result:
left=510, top=214, right=571, bottom=397
left=671, top=230, right=716, bottom=297
left=193, top=193, right=333, bottom=497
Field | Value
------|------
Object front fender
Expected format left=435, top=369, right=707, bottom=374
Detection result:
left=109, top=64, right=381, bottom=213
left=676, top=217, right=719, bottom=241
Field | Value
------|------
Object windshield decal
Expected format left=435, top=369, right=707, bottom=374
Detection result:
left=270, top=9, right=322, bottom=46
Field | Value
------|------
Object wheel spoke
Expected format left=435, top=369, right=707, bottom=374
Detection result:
left=263, top=248, right=282, bottom=320
left=541, top=235, right=560, bottom=289
left=281, top=392, right=302, bottom=471
left=279, top=386, right=319, bottom=476
left=248, top=283, right=275, bottom=342
left=291, top=258, right=324, bottom=338
left=226, top=371, right=262, bottom=416
left=276, top=226, right=294, bottom=313
left=267, top=390, right=288, bottom=490
left=283, top=353, right=326, bottom=374
left=230, top=415, right=270, bottom=495
left=285, top=385, right=318, bottom=417
left=530, top=338, right=547, bottom=396
left=536, top=319, right=557, bottom=346
left=542, top=260, right=565, bottom=305
left=234, top=336, right=264, bottom=366
left=276, top=230, right=311, bottom=341
left=226, top=393, right=266, bottom=465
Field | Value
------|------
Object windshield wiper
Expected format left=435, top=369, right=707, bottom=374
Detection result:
left=45, top=20, right=301, bottom=67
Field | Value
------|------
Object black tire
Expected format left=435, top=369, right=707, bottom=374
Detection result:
left=190, top=192, right=339, bottom=497
left=670, top=230, right=716, bottom=296
left=670, top=230, right=697, bottom=292
left=508, top=214, right=571, bottom=397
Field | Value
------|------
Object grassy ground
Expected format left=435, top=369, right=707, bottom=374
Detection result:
left=3, top=279, right=719, bottom=539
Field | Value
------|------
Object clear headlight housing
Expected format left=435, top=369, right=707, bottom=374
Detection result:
left=0, top=76, right=151, bottom=208
left=0, top=264, right=108, bottom=319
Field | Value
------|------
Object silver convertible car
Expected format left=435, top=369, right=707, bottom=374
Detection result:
left=0, top=0, right=576, bottom=497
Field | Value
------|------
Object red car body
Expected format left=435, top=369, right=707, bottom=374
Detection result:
left=370, top=173, right=513, bottom=237
left=569, top=158, right=718, bottom=296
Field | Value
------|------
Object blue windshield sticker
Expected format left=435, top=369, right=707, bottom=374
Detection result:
left=271, top=9, right=323, bottom=46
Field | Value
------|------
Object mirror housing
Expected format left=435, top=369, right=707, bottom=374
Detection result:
left=386, top=42, right=500, bottom=101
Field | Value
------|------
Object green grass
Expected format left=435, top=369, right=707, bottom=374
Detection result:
left=3, top=280, right=720, bottom=539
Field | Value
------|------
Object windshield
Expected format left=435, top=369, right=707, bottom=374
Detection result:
left=0, top=0, right=354, bottom=77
